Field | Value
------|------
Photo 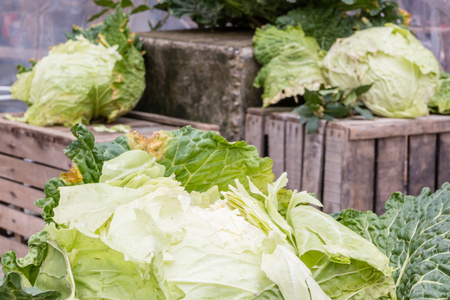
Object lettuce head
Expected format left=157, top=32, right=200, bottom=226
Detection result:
left=323, top=24, right=440, bottom=118
left=8, top=8, right=145, bottom=127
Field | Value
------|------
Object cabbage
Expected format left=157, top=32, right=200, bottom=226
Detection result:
left=428, top=72, right=450, bottom=114
left=3, top=149, right=329, bottom=299
left=323, top=24, right=440, bottom=118
left=8, top=9, right=145, bottom=127
left=333, top=184, right=450, bottom=300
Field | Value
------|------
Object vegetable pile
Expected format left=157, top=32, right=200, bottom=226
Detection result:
left=7, top=8, right=145, bottom=127
left=1, top=125, right=448, bottom=299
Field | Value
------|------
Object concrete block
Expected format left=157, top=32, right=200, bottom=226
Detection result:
left=136, top=30, right=262, bottom=141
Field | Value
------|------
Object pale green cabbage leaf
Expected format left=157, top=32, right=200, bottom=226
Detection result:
left=323, top=24, right=440, bottom=118
left=428, top=72, right=450, bottom=114
left=224, top=173, right=396, bottom=300
left=253, top=25, right=326, bottom=107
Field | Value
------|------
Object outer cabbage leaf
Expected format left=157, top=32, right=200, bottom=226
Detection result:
left=253, top=25, right=325, bottom=107
left=126, top=126, right=275, bottom=194
left=261, top=245, right=331, bottom=300
left=335, top=184, right=450, bottom=300
left=2, top=231, right=75, bottom=300
left=323, top=24, right=440, bottom=118
left=288, top=204, right=395, bottom=299
left=46, top=225, right=167, bottom=300
left=428, top=72, right=450, bottom=114
left=0, top=272, right=61, bottom=300
left=34, top=124, right=130, bottom=224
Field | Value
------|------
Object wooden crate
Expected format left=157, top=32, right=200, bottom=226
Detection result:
left=246, top=107, right=450, bottom=214
left=0, top=111, right=219, bottom=258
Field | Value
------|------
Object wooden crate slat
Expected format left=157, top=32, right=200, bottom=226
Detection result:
left=0, top=235, right=29, bottom=258
left=245, top=113, right=265, bottom=156
left=265, top=118, right=286, bottom=179
left=0, top=154, right=64, bottom=189
left=339, top=115, right=450, bottom=140
left=376, top=136, right=407, bottom=215
left=438, top=133, right=450, bottom=188
left=301, top=121, right=326, bottom=199
left=408, top=134, right=437, bottom=196
left=125, top=111, right=221, bottom=132
left=284, top=119, right=303, bottom=191
left=323, top=127, right=346, bottom=213
left=0, top=178, right=44, bottom=215
left=341, top=139, right=376, bottom=211
left=0, top=204, right=45, bottom=238
left=0, top=122, right=72, bottom=170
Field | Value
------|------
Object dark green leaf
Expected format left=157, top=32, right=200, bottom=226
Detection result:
left=324, top=103, right=351, bottom=118
left=293, top=104, right=315, bottom=118
left=131, top=4, right=151, bottom=14
left=306, top=116, right=319, bottom=134
left=120, top=0, right=133, bottom=8
left=354, top=106, right=374, bottom=119
left=87, top=8, right=110, bottom=22
left=321, top=114, right=334, bottom=122
left=94, top=0, right=117, bottom=8
left=353, top=83, right=373, bottom=96
left=343, top=91, right=357, bottom=106
left=335, top=184, right=450, bottom=299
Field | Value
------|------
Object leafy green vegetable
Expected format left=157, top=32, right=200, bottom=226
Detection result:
left=323, top=24, right=440, bottom=118
left=428, top=72, right=450, bottom=114
left=334, top=183, right=450, bottom=299
left=275, top=1, right=407, bottom=51
left=35, top=124, right=131, bottom=223
left=223, top=173, right=396, bottom=299
left=8, top=8, right=145, bottom=127
left=0, top=271, right=61, bottom=300
left=5, top=149, right=332, bottom=299
left=126, top=126, right=275, bottom=194
left=253, top=25, right=326, bottom=107
left=293, top=85, right=373, bottom=134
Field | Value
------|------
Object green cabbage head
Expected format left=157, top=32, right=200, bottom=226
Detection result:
left=9, top=9, right=145, bottom=127
left=323, top=24, right=440, bottom=118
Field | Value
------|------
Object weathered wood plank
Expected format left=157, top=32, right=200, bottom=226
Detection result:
left=376, top=136, right=407, bottom=214
left=0, top=178, right=44, bottom=214
left=265, top=118, right=286, bottom=179
left=437, top=133, right=450, bottom=188
left=0, top=125, right=72, bottom=170
left=0, top=235, right=29, bottom=258
left=327, top=115, right=450, bottom=140
left=323, top=127, right=347, bottom=213
left=0, top=204, right=45, bottom=238
left=284, top=119, right=303, bottom=191
left=125, top=111, right=220, bottom=132
left=0, top=154, right=63, bottom=189
left=341, top=139, right=376, bottom=211
left=408, top=134, right=437, bottom=196
left=302, top=120, right=326, bottom=199
left=245, top=113, right=265, bottom=156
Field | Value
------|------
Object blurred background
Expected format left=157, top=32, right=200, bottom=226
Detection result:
left=0, top=0, right=449, bottom=91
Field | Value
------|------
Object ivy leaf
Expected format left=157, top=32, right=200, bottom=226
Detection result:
left=306, top=116, right=319, bottom=134
left=354, top=105, right=375, bottom=120
left=131, top=4, right=151, bottom=14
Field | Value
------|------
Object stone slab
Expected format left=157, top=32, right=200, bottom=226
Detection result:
left=136, top=29, right=262, bottom=141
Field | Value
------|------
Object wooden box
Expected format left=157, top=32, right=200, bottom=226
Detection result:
left=0, top=111, right=219, bottom=258
left=245, top=107, right=450, bottom=214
